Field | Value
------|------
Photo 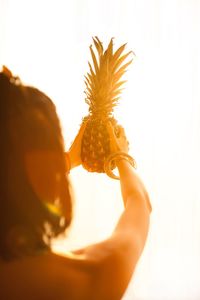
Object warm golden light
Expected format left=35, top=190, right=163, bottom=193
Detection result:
left=1, top=0, right=200, bottom=299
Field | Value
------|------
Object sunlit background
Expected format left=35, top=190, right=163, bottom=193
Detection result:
left=1, top=0, right=200, bottom=299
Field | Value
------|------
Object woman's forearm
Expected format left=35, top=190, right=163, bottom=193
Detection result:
left=117, top=160, right=151, bottom=210
left=113, top=159, right=151, bottom=242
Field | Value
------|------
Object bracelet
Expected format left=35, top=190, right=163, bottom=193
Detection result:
left=65, top=152, right=71, bottom=173
left=104, top=152, right=137, bottom=180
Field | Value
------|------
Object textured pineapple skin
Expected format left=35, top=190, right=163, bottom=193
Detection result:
left=81, top=116, right=119, bottom=173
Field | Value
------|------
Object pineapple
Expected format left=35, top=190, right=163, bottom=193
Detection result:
left=81, top=37, right=133, bottom=173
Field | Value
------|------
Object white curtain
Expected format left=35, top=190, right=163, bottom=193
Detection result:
left=1, top=0, right=200, bottom=299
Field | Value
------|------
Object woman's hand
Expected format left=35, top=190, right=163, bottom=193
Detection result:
left=107, top=122, right=129, bottom=153
left=66, top=121, right=87, bottom=169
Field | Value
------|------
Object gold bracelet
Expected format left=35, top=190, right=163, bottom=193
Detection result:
left=104, top=152, right=137, bottom=180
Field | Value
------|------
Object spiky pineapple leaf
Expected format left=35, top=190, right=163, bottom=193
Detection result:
left=106, top=38, right=114, bottom=60
left=112, top=51, right=133, bottom=73
left=90, top=46, right=99, bottom=75
left=92, top=37, right=103, bottom=58
left=94, top=36, right=103, bottom=53
left=111, top=80, right=127, bottom=91
left=113, top=43, right=127, bottom=62
left=84, top=37, right=134, bottom=114
left=115, top=59, right=133, bottom=75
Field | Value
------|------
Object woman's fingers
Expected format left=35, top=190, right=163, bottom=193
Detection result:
left=77, top=119, right=88, bottom=138
left=117, top=126, right=125, bottom=138
left=107, top=122, right=120, bottom=152
left=108, top=122, right=129, bottom=153
left=107, top=121, right=117, bottom=139
left=69, top=120, right=88, bottom=151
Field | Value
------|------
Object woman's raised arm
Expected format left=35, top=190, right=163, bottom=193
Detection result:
left=70, top=124, right=152, bottom=300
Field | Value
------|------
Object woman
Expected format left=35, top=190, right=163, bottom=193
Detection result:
left=0, top=67, right=151, bottom=300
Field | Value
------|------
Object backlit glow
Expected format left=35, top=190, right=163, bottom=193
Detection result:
left=1, top=1, right=200, bottom=299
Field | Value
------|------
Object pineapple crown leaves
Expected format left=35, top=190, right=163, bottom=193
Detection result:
left=84, top=37, right=135, bottom=115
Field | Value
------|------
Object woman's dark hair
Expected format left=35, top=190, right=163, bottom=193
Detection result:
left=0, top=69, right=72, bottom=261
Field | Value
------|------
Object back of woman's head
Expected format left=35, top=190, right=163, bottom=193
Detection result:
left=0, top=67, right=72, bottom=261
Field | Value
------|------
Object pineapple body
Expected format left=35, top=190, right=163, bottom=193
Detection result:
left=81, top=116, right=119, bottom=172
left=81, top=37, right=133, bottom=173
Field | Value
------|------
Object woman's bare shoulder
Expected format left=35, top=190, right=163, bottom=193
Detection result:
left=0, top=235, right=139, bottom=300
left=0, top=251, right=93, bottom=300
